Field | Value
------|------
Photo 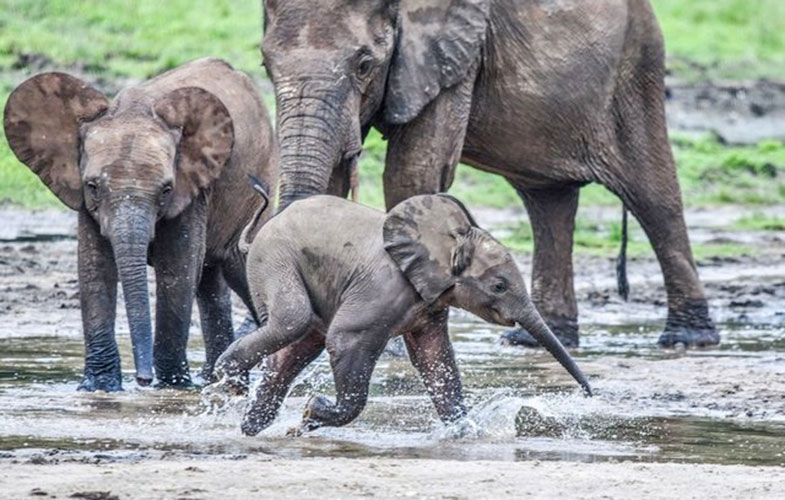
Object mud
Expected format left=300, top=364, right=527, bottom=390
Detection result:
left=667, top=79, right=785, bottom=144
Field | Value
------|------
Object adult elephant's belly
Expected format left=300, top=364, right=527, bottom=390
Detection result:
left=463, top=0, right=629, bottom=188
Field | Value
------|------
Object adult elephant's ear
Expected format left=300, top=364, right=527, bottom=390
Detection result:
left=154, top=87, right=234, bottom=218
left=384, top=0, right=490, bottom=125
left=3, top=73, right=109, bottom=210
left=383, top=194, right=477, bottom=304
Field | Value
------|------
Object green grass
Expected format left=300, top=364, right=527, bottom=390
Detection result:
left=653, top=0, right=785, bottom=81
left=732, top=213, right=785, bottom=231
left=0, top=0, right=263, bottom=77
left=501, top=216, right=756, bottom=260
left=672, top=135, right=785, bottom=205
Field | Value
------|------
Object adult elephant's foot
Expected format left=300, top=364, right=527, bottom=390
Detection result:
left=77, top=370, right=123, bottom=392
left=154, top=371, right=194, bottom=389
left=500, top=317, right=579, bottom=348
left=658, top=300, right=719, bottom=348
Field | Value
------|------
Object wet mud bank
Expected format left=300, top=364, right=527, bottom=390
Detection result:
left=2, top=457, right=784, bottom=500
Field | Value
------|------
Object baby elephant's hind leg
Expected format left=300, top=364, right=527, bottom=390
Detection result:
left=241, top=329, right=325, bottom=436
left=213, top=281, right=314, bottom=387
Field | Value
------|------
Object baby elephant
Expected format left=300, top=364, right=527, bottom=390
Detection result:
left=212, top=194, right=591, bottom=436
left=4, top=58, right=277, bottom=390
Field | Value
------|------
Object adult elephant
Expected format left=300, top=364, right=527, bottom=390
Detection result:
left=261, top=0, right=717, bottom=347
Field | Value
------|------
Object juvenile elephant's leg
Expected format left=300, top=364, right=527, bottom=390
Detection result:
left=241, top=329, right=325, bottom=436
left=382, top=74, right=475, bottom=210
left=502, top=186, right=580, bottom=347
left=150, top=205, right=207, bottom=387
left=220, top=249, right=260, bottom=337
left=302, top=321, right=388, bottom=430
left=221, top=249, right=256, bottom=322
left=77, top=211, right=122, bottom=392
left=403, top=309, right=466, bottom=424
left=196, top=265, right=234, bottom=382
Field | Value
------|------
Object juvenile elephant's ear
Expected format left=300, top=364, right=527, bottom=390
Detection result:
left=383, top=194, right=477, bottom=304
left=153, top=87, right=234, bottom=218
left=3, top=73, right=109, bottom=210
left=384, top=0, right=490, bottom=124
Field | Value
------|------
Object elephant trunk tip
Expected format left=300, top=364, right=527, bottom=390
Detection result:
left=580, top=379, right=593, bottom=398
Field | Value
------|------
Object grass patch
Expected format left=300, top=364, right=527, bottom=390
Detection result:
left=0, top=0, right=264, bottom=77
left=653, top=0, right=785, bottom=81
left=672, top=135, right=785, bottom=206
left=501, top=215, right=756, bottom=261
left=732, top=213, right=785, bottom=231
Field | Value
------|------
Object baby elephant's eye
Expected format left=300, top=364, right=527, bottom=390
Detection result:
left=86, top=180, right=100, bottom=199
left=492, top=279, right=508, bottom=294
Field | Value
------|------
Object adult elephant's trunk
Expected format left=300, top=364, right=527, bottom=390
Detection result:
left=275, top=82, right=360, bottom=211
left=109, top=205, right=155, bottom=386
left=516, top=302, right=592, bottom=396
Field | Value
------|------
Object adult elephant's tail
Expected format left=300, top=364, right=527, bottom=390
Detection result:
left=617, top=205, right=629, bottom=301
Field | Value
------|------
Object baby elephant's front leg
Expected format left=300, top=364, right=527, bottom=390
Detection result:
left=403, top=309, right=466, bottom=424
left=301, top=332, right=387, bottom=431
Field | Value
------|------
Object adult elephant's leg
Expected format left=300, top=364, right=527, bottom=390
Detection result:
left=196, top=265, right=234, bottom=382
left=150, top=202, right=207, bottom=387
left=608, top=65, right=716, bottom=347
left=77, top=211, right=121, bottom=392
left=403, top=308, right=466, bottom=424
left=241, top=329, right=325, bottom=435
left=612, top=172, right=716, bottom=347
left=502, top=186, right=580, bottom=347
left=382, top=75, right=475, bottom=210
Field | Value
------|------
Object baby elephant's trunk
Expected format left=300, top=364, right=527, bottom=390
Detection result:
left=516, top=303, right=592, bottom=396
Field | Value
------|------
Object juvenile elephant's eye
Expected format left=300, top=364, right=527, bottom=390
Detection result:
left=492, top=279, right=508, bottom=294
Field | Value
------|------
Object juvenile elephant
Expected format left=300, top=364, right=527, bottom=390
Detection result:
left=260, top=0, right=717, bottom=348
left=211, top=193, right=591, bottom=436
left=3, top=58, right=277, bottom=390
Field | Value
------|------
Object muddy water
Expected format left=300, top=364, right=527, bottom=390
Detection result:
left=1, top=312, right=783, bottom=467
left=1, top=206, right=784, bottom=468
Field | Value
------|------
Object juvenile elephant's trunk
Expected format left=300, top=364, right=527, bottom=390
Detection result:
left=517, top=302, right=592, bottom=396
left=110, top=206, right=155, bottom=386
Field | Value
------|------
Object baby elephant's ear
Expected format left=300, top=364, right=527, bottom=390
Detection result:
left=153, top=87, right=234, bottom=218
left=3, top=73, right=109, bottom=210
left=383, top=194, right=477, bottom=304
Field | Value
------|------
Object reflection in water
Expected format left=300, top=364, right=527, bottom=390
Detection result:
left=1, top=311, right=784, bottom=466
